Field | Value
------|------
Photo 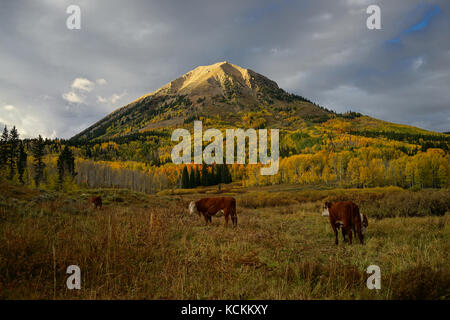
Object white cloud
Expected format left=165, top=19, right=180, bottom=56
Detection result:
left=0, top=107, right=53, bottom=138
left=97, top=95, right=108, bottom=103
left=316, top=13, right=332, bottom=21
left=71, top=78, right=95, bottom=92
left=412, top=57, right=424, bottom=71
left=111, top=92, right=126, bottom=104
left=311, top=32, right=335, bottom=40
left=4, top=105, right=16, bottom=111
left=62, top=91, right=84, bottom=103
left=96, top=78, right=107, bottom=85
left=49, top=130, right=57, bottom=139
left=345, top=0, right=372, bottom=6
left=97, top=92, right=127, bottom=104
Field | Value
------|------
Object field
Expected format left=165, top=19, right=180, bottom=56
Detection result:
left=0, top=182, right=449, bottom=300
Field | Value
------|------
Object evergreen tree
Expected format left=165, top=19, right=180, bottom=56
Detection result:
left=222, top=164, right=232, bottom=183
left=201, top=164, right=208, bottom=186
left=8, top=126, right=19, bottom=180
left=32, top=135, right=46, bottom=187
left=17, top=141, right=27, bottom=184
left=181, top=165, right=189, bottom=188
left=209, top=164, right=216, bottom=186
left=0, top=126, right=9, bottom=173
left=216, top=164, right=223, bottom=184
left=189, top=167, right=195, bottom=188
left=195, top=166, right=201, bottom=186
left=57, top=145, right=77, bottom=185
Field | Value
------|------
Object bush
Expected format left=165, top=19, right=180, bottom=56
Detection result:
left=238, top=192, right=297, bottom=208
left=359, top=190, right=450, bottom=219
left=390, top=266, right=450, bottom=300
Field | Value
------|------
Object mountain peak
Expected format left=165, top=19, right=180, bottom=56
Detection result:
left=71, top=62, right=327, bottom=141
left=148, top=61, right=279, bottom=99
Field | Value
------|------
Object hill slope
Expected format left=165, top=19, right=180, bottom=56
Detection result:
left=71, top=61, right=332, bottom=141
left=70, top=62, right=449, bottom=161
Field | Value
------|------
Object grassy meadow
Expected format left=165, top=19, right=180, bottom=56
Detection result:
left=0, top=181, right=449, bottom=300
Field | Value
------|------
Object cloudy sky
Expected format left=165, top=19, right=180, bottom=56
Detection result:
left=1, top=0, right=449, bottom=138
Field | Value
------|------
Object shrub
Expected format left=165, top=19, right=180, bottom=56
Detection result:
left=238, top=192, right=297, bottom=208
left=390, top=266, right=450, bottom=300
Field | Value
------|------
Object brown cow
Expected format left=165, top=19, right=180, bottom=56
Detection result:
left=90, top=196, right=102, bottom=209
left=340, top=212, right=368, bottom=243
left=189, top=197, right=237, bottom=227
left=321, top=201, right=364, bottom=245
left=332, top=202, right=368, bottom=243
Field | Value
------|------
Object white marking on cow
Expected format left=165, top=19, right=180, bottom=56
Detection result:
left=360, top=213, right=367, bottom=235
left=189, top=201, right=224, bottom=218
left=188, top=201, right=198, bottom=215
left=215, top=209, right=224, bottom=217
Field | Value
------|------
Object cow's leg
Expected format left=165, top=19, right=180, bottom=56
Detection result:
left=224, top=209, right=229, bottom=227
left=356, top=224, right=364, bottom=244
left=341, top=227, right=347, bottom=243
left=231, top=206, right=237, bottom=227
left=346, top=226, right=353, bottom=245
left=203, top=213, right=209, bottom=225
left=331, top=223, right=338, bottom=245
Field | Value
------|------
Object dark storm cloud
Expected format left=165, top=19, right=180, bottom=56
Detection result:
left=0, top=0, right=449, bottom=138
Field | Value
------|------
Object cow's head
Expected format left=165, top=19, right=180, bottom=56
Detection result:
left=360, top=213, right=368, bottom=235
left=188, top=201, right=199, bottom=216
left=322, top=202, right=332, bottom=216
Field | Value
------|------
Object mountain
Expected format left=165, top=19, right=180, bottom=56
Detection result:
left=71, top=61, right=332, bottom=142
left=70, top=62, right=449, bottom=161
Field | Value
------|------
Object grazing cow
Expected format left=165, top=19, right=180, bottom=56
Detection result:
left=321, top=201, right=364, bottom=245
left=189, top=197, right=237, bottom=227
left=329, top=202, right=368, bottom=242
left=90, top=196, right=102, bottom=209
left=340, top=212, right=368, bottom=243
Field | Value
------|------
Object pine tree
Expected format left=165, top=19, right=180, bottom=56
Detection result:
left=8, top=126, right=19, bottom=180
left=216, top=164, right=223, bottom=184
left=17, top=142, right=27, bottom=184
left=209, top=164, right=216, bottom=186
left=223, top=164, right=232, bottom=183
left=181, top=165, right=189, bottom=188
left=57, top=145, right=77, bottom=185
left=32, top=135, right=46, bottom=187
left=195, top=166, right=201, bottom=186
left=0, top=126, right=9, bottom=173
left=189, top=167, right=195, bottom=188
left=67, top=146, right=76, bottom=178
left=201, top=164, right=208, bottom=186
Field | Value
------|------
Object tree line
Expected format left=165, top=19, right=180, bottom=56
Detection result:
left=349, top=130, right=450, bottom=152
left=1, top=126, right=29, bottom=184
left=243, top=148, right=449, bottom=189
left=0, top=125, right=76, bottom=188
left=181, top=163, right=232, bottom=189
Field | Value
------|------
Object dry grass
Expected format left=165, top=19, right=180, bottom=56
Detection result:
left=0, top=183, right=449, bottom=299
